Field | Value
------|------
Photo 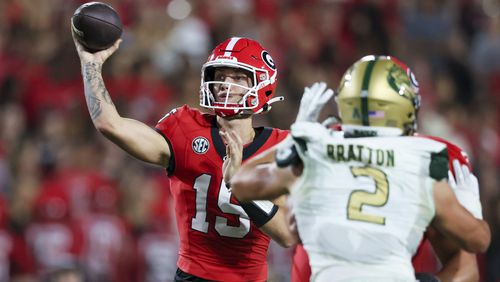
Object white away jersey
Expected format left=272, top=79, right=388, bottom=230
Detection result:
left=285, top=122, right=448, bottom=282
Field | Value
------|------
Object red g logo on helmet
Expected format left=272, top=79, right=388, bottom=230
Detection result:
left=199, top=37, right=282, bottom=118
left=262, top=51, right=276, bottom=70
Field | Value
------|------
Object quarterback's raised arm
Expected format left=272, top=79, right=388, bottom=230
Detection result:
left=72, top=32, right=170, bottom=167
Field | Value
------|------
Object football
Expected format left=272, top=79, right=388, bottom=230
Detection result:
left=71, top=2, right=122, bottom=53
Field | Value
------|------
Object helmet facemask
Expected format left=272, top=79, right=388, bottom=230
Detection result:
left=200, top=64, right=262, bottom=115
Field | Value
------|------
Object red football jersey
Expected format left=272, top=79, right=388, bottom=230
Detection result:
left=291, top=135, right=473, bottom=281
left=420, top=135, right=471, bottom=173
left=155, top=105, right=288, bottom=281
left=291, top=244, right=311, bottom=282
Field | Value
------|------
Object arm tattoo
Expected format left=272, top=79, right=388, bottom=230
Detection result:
left=83, top=62, right=115, bottom=120
left=86, top=90, right=102, bottom=119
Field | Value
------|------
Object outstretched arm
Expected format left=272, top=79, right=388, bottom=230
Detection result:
left=231, top=145, right=299, bottom=202
left=260, top=195, right=300, bottom=248
left=431, top=181, right=490, bottom=254
left=425, top=227, right=479, bottom=282
left=72, top=32, right=170, bottom=167
left=221, top=130, right=298, bottom=247
left=422, top=160, right=483, bottom=282
left=234, top=80, right=334, bottom=199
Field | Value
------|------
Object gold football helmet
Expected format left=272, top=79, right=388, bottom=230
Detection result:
left=336, top=55, right=420, bottom=136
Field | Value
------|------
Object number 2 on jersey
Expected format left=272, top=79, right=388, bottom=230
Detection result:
left=191, top=174, right=250, bottom=238
left=347, top=166, right=389, bottom=225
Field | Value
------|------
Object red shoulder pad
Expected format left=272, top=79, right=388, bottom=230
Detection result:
left=155, top=105, right=210, bottom=136
left=419, top=135, right=471, bottom=174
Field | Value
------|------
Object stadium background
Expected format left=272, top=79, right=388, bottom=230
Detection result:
left=1, top=0, right=500, bottom=281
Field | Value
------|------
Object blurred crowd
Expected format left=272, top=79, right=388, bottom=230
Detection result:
left=1, top=0, right=500, bottom=281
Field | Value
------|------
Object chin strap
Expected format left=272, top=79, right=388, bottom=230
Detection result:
left=232, top=96, right=284, bottom=118
left=254, top=96, right=284, bottom=114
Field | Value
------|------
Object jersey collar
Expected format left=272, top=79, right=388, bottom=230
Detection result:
left=210, top=117, right=272, bottom=161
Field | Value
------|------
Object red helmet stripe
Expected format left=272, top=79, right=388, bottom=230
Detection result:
left=389, top=56, right=409, bottom=72
left=223, top=37, right=242, bottom=56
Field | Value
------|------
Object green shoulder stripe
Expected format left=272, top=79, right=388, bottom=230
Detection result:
left=430, top=148, right=448, bottom=180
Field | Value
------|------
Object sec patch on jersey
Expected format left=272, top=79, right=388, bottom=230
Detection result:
left=192, top=137, right=210, bottom=154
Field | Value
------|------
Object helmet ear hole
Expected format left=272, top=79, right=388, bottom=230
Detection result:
left=265, top=90, right=273, bottom=97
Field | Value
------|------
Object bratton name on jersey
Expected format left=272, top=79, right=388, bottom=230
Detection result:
left=326, top=143, right=395, bottom=167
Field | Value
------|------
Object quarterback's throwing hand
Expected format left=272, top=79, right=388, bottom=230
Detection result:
left=448, top=159, right=483, bottom=219
left=71, top=24, right=122, bottom=66
left=295, top=82, right=334, bottom=122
